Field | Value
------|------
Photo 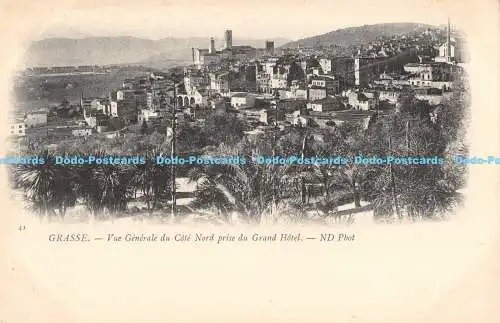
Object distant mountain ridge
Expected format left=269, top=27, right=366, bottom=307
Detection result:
left=280, top=23, right=436, bottom=48
left=24, top=36, right=291, bottom=67
left=23, top=23, right=439, bottom=67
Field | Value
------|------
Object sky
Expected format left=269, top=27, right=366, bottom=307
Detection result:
left=30, top=0, right=457, bottom=41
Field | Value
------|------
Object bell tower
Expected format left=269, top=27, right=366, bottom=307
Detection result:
left=224, top=29, right=233, bottom=50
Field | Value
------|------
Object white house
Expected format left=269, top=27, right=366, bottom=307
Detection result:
left=191, top=88, right=208, bottom=107
left=209, top=72, right=229, bottom=93
left=379, top=90, right=404, bottom=105
left=347, top=91, right=376, bottom=111
left=146, top=91, right=154, bottom=109
left=230, top=93, right=256, bottom=109
left=408, top=79, right=453, bottom=91
left=436, top=42, right=456, bottom=62
left=85, top=116, right=97, bottom=128
left=138, top=108, right=164, bottom=124
left=259, top=108, right=285, bottom=124
left=116, top=89, right=134, bottom=101
left=290, top=88, right=308, bottom=99
left=110, top=101, right=118, bottom=117
left=319, top=58, right=332, bottom=74
left=270, top=78, right=288, bottom=89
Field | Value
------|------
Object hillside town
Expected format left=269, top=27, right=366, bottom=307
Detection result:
left=9, top=21, right=465, bottom=145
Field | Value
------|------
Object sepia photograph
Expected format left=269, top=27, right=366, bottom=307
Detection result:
left=0, top=1, right=499, bottom=323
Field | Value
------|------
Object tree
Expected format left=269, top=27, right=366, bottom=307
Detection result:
left=188, top=143, right=293, bottom=222
left=316, top=124, right=382, bottom=211
left=370, top=95, right=462, bottom=221
left=132, top=148, right=171, bottom=215
left=15, top=150, right=78, bottom=219
left=73, top=151, right=135, bottom=218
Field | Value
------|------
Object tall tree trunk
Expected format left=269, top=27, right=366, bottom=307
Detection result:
left=152, top=195, right=157, bottom=215
left=301, top=180, right=307, bottom=204
left=146, top=193, right=151, bottom=215
left=59, top=202, right=66, bottom=221
left=354, top=189, right=361, bottom=208
left=324, top=180, right=330, bottom=201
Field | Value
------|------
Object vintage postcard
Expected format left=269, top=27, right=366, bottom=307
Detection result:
left=1, top=0, right=499, bottom=322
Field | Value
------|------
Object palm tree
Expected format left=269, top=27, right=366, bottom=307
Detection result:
left=188, top=144, right=292, bottom=222
left=74, top=151, right=135, bottom=219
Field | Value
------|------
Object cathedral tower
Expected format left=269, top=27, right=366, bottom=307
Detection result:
left=225, top=30, right=233, bottom=50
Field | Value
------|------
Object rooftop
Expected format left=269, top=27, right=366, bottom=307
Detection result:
left=231, top=92, right=251, bottom=98
left=310, top=75, right=335, bottom=81
left=26, top=110, right=48, bottom=115
left=309, top=97, right=343, bottom=105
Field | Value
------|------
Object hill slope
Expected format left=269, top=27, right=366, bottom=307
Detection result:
left=281, top=23, right=435, bottom=48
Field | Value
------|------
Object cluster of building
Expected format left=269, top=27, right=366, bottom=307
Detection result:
left=9, top=111, right=48, bottom=137
left=10, top=21, right=465, bottom=146
left=192, top=30, right=276, bottom=68
left=171, top=23, right=461, bottom=134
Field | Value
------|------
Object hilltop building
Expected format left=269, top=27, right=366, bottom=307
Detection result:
left=192, top=29, right=235, bottom=68
left=192, top=29, right=276, bottom=68
left=265, top=41, right=275, bottom=55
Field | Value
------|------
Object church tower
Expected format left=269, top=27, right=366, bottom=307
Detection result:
left=446, top=17, right=451, bottom=62
left=435, top=17, right=456, bottom=64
